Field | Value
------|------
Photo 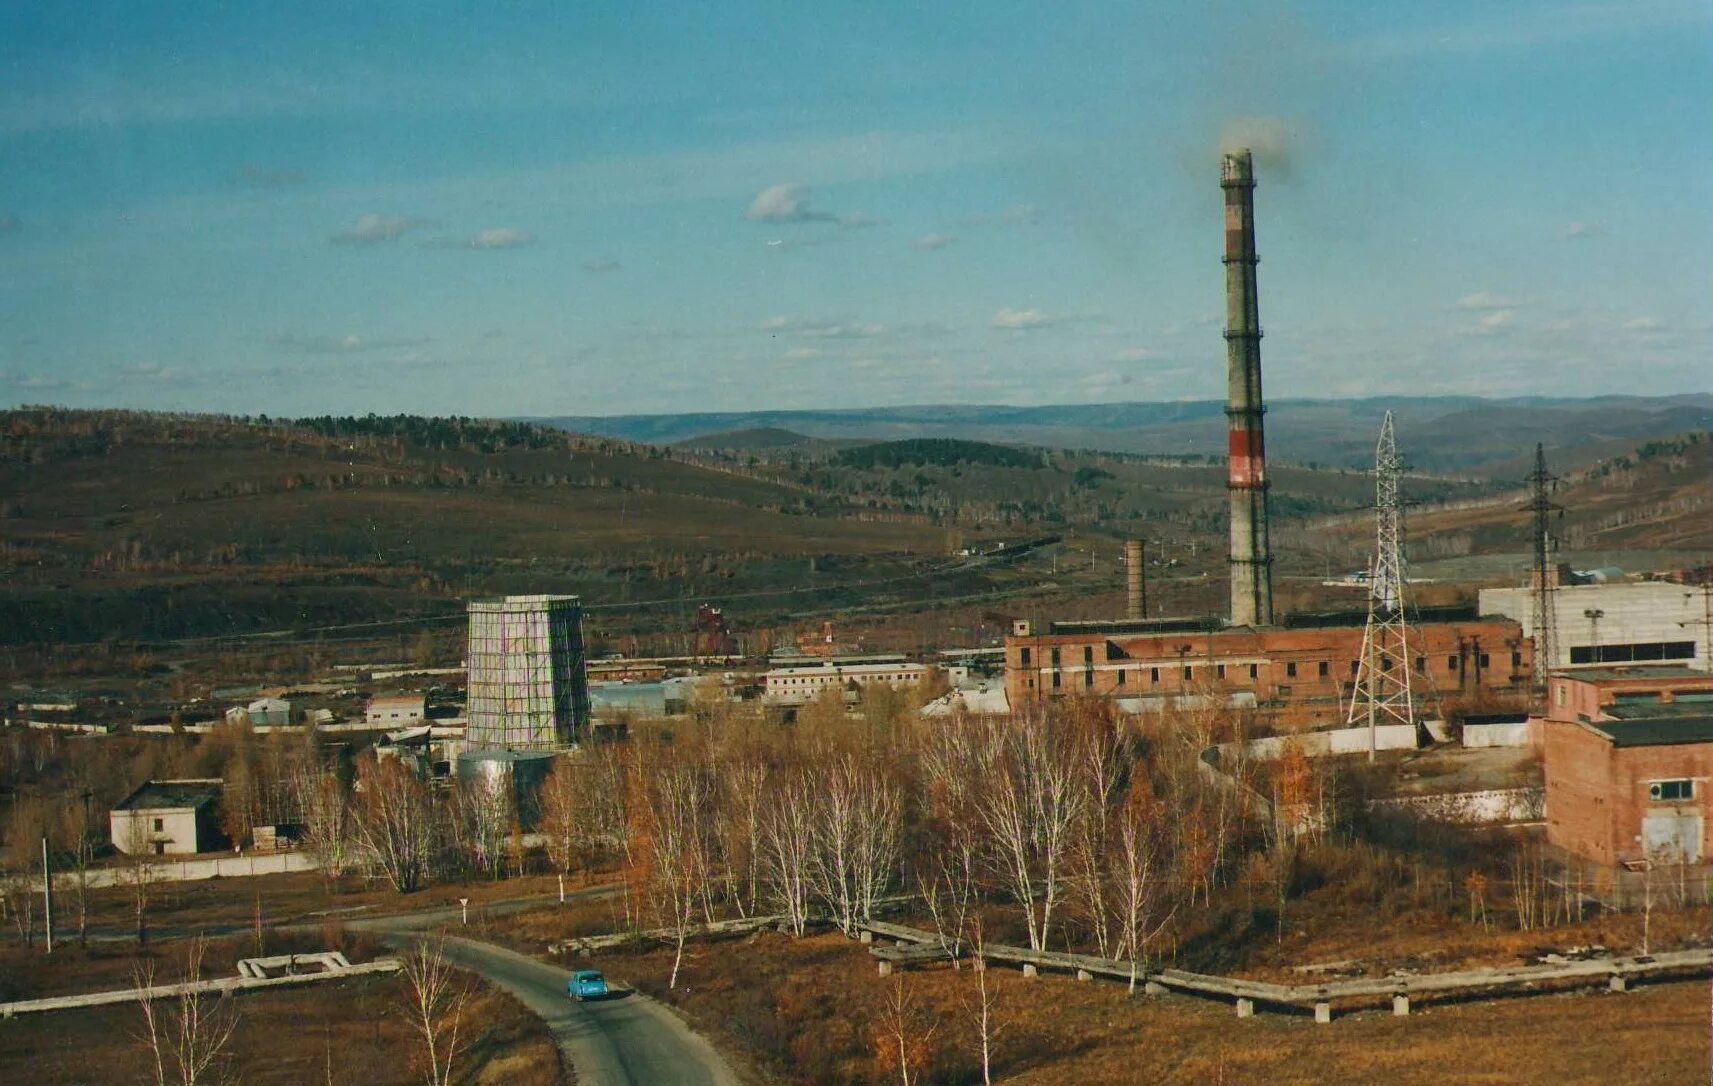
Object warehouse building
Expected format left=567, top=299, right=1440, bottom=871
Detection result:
left=1479, top=581, right=1710, bottom=672
left=111, top=779, right=224, bottom=856
left=1004, top=607, right=1530, bottom=730
left=1544, top=714, right=1713, bottom=869
left=764, top=661, right=930, bottom=706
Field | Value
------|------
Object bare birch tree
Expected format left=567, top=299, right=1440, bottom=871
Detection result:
left=760, top=766, right=816, bottom=936
left=398, top=938, right=472, bottom=1086
left=637, top=758, right=712, bottom=988
left=293, top=768, right=354, bottom=888
left=352, top=755, right=433, bottom=893
left=134, top=937, right=240, bottom=1086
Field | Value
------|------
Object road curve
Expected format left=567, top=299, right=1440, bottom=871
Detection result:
left=425, top=935, right=742, bottom=1086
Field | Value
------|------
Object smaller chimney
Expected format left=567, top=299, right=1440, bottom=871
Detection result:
left=1125, top=539, right=1148, bottom=621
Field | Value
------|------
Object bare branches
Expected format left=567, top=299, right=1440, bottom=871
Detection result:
left=133, top=938, right=240, bottom=1086
left=352, top=756, right=433, bottom=893
left=399, top=938, right=472, bottom=1086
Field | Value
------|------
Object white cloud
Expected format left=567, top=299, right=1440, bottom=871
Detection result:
left=762, top=315, right=886, bottom=339
left=330, top=214, right=430, bottom=245
left=1458, top=291, right=1522, bottom=310
left=744, top=183, right=837, bottom=224
left=1623, top=316, right=1664, bottom=332
left=1111, top=347, right=1156, bottom=363
left=1478, top=310, right=1514, bottom=331
left=1564, top=221, right=1593, bottom=239
left=11, top=374, right=66, bottom=390
left=913, top=233, right=956, bottom=251
left=470, top=227, right=535, bottom=249
left=424, top=227, right=536, bottom=250
left=992, top=307, right=1053, bottom=331
left=783, top=347, right=826, bottom=361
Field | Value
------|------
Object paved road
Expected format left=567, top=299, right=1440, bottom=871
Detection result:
left=427, top=935, right=742, bottom=1086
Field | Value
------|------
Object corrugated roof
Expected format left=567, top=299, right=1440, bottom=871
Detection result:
left=114, top=779, right=223, bottom=811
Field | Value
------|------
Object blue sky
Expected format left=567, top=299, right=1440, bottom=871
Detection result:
left=1, top=1, right=1709, bottom=416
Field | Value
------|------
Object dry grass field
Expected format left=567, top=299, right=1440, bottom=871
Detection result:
left=565, top=930, right=1708, bottom=1086
left=0, top=971, right=563, bottom=1086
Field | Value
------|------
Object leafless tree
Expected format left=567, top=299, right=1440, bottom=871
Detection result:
left=962, top=920, right=1007, bottom=1086
left=973, top=712, right=1087, bottom=952
left=452, top=774, right=513, bottom=879
left=134, top=937, right=240, bottom=1086
left=715, top=751, right=768, bottom=917
left=538, top=756, right=582, bottom=882
left=398, top=937, right=472, bottom=1086
left=760, top=766, right=816, bottom=936
left=637, top=758, right=713, bottom=988
left=1112, top=780, right=1175, bottom=992
left=810, top=751, right=901, bottom=934
left=121, top=815, right=159, bottom=945
left=875, top=972, right=938, bottom=1086
left=294, top=768, right=354, bottom=887
left=352, top=755, right=434, bottom=893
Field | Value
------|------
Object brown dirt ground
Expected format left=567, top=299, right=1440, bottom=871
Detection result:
left=0, top=972, right=563, bottom=1086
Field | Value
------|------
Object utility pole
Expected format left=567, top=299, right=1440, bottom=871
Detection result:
left=41, top=836, right=54, bottom=954
left=1527, top=445, right=1562, bottom=701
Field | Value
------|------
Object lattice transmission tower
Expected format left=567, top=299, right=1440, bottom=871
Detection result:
left=1347, top=411, right=1416, bottom=758
left=1527, top=444, right=1562, bottom=701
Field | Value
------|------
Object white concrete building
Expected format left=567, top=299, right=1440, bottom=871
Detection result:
left=366, top=693, right=427, bottom=727
left=1479, top=581, right=1712, bottom=672
left=110, top=779, right=223, bottom=856
left=226, top=697, right=291, bottom=727
left=763, top=662, right=929, bottom=706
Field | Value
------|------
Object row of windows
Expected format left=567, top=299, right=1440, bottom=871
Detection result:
left=1033, top=652, right=1508, bottom=683
left=1568, top=641, right=1697, bottom=665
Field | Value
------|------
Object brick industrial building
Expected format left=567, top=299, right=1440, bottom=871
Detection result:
left=1004, top=607, right=1530, bottom=730
left=1544, top=666, right=1713, bottom=869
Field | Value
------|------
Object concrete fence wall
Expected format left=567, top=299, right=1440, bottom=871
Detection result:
left=1372, top=787, right=1545, bottom=825
left=35, top=850, right=319, bottom=892
left=1462, top=720, right=1540, bottom=749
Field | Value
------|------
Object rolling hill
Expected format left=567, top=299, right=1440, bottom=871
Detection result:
left=540, top=394, right=1713, bottom=477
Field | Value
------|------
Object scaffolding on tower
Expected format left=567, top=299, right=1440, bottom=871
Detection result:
left=1347, top=412, right=1418, bottom=759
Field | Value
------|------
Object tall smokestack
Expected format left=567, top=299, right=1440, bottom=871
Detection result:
left=1222, top=149, right=1274, bottom=627
left=1125, top=539, right=1147, bottom=621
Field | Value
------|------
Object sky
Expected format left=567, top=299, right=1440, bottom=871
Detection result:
left=1, top=1, right=1709, bottom=417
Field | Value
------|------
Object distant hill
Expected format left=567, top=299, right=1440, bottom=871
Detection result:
left=835, top=439, right=1041, bottom=471
left=672, top=427, right=847, bottom=453
left=539, top=394, right=1713, bottom=477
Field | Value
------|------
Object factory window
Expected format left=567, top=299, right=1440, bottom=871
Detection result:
left=1183, top=666, right=1193, bottom=680
left=1350, top=660, right=1360, bottom=675
left=1381, top=657, right=1393, bottom=672
left=1117, top=670, right=1127, bottom=686
left=1084, top=669, right=1094, bottom=688
left=1216, top=664, right=1226, bottom=679
left=1083, top=646, right=1094, bottom=664
left=1447, top=656, right=1459, bottom=671
left=1249, top=663, right=1259, bottom=680
left=1415, top=656, right=1426, bottom=673
left=1286, top=661, right=1297, bottom=678
left=1649, top=779, right=1694, bottom=802
left=1478, top=653, right=1491, bottom=669
left=1318, top=661, right=1329, bottom=678
left=1020, top=648, right=1031, bottom=668
left=1511, top=651, right=1522, bottom=669
left=152, top=818, right=164, bottom=832
left=1555, top=685, right=1566, bottom=707
left=1052, top=671, right=1061, bottom=690
left=1568, top=641, right=1696, bottom=665
left=1150, top=667, right=1160, bottom=684
left=1051, top=648, right=1061, bottom=668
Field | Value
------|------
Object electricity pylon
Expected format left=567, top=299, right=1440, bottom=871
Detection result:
left=1347, top=411, right=1416, bottom=759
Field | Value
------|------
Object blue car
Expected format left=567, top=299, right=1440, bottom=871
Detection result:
left=569, top=970, right=608, bottom=1001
